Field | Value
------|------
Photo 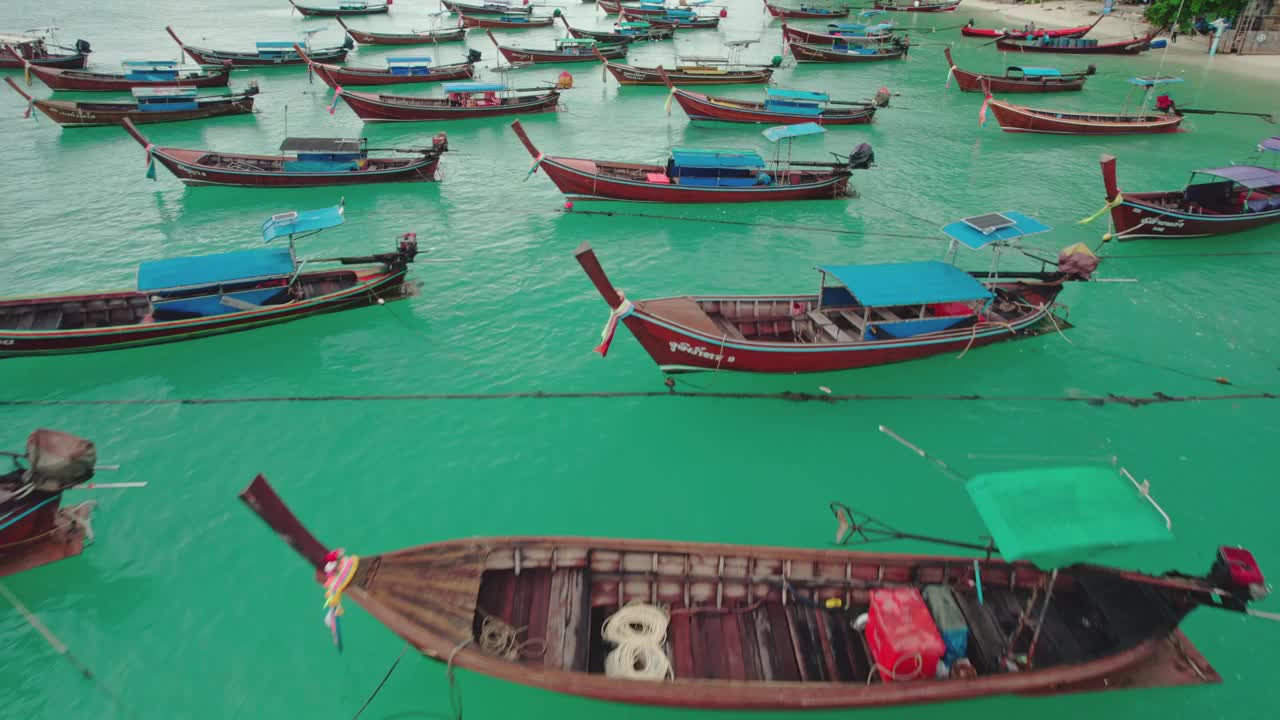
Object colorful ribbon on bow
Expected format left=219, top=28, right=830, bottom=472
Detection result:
left=595, top=298, right=634, bottom=357
left=144, top=143, right=157, bottom=180
left=327, top=86, right=344, bottom=115
left=525, top=151, right=544, bottom=180
left=321, top=549, right=360, bottom=652
left=944, top=66, right=954, bottom=89
left=978, top=92, right=991, bottom=127
left=1078, top=192, right=1125, bottom=225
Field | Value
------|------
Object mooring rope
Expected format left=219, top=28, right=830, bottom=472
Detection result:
left=0, top=390, right=1272, bottom=407
left=350, top=643, right=409, bottom=720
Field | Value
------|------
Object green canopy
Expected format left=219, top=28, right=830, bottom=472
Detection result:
left=966, top=466, right=1173, bottom=569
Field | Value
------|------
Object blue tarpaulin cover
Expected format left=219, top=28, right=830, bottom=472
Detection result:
left=941, top=210, right=1052, bottom=250
left=137, top=247, right=294, bottom=292
left=1012, top=66, right=1061, bottom=77
left=761, top=122, right=826, bottom=142
left=766, top=87, right=829, bottom=102
left=257, top=41, right=297, bottom=50
left=387, top=56, right=431, bottom=64
left=1261, top=137, right=1280, bottom=153
left=132, top=87, right=199, bottom=99
left=122, top=60, right=179, bottom=67
left=817, top=261, right=993, bottom=307
left=261, top=204, right=346, bottom=243
left=1128, top=76, right=1183, bottom=86
left=670, top=148, right=765, bottom=168
left=442, top=82, right=506, bottom=93
left=1194, top=166, right=1280, bottom=189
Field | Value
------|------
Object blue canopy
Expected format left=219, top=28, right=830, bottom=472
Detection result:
left=1260, top=137, right=1280, bottom=153
left=261, top=204, right=345, bottom=243
left=132, top=87, right=199, bottom=99
left=122, top=60, right=178, bottom=68
left=762, top=122, right=826, bottom=142
left=1128, top=76, right=1183, bottom=86
left=442, top=82, right=506, bottom=93
left=818, top=261, right=993, bottom=307
left=829, top=22, right=867, bottom=31
left=859, top=9, right=885, bottom=16
left=670, top=148, right=765, bottom=169
left=137, top=247, right=294, bottom=292
left=941, top=210, right=1052, bottom=251
left=256, top=41, right=297, bottom=50
left=1012, top=66, right=1061, bottom=77
left=766, top=87, right=829, bottom=102
left=387, top=56, right=432, bottom=64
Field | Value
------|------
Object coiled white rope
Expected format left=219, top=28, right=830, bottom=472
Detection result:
left=601, top=602, right=673, bottom=681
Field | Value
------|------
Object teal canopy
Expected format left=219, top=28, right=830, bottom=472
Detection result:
left=1012, top=66, right=1061, bottom=77
left=1128, top=75, right=1184, bottom=86
left=261, top=204, right=345, bottom=243
left=670, top=148, right=765, bottom=169
left=387, top=56, right=431, bottom=64
left=766, top=87, right=829, bottom=103
left=122, top=60, right=178, bottom=68
left=132, top=87, right=198, bottom=99
left=256, top=41, right=296, bottom=50
left=443, top=82, right=506, bottom=93
left=137, top=247, right=294, bottom=292
left=762, top=122, right=826, bottom=142
left=817, top=261, right=992, bottom=307
left=966, top=466, right=1175, bottom=568
left=940, top=210, right=1052, bottom=250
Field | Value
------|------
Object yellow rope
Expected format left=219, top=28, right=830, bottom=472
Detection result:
left=1078, top=192, right=1124, bottom=225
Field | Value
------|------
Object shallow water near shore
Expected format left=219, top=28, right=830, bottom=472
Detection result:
left=2, top=1, right=1279, bottom=718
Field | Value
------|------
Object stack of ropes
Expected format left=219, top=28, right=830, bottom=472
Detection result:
left=476, top=612, right=545, bottom=661
left=601, top=601, right=673, bottom=681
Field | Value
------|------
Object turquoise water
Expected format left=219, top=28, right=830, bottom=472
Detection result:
left=2, top=1, right=1278, bottom=718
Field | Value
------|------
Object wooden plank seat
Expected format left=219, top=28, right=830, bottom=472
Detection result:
left=806, top=310, right=855, bottom=342
left=836, top=310, right=867, bottom=335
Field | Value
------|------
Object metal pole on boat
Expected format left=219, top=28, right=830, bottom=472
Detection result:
left=878, top=425, right=968, bottom=483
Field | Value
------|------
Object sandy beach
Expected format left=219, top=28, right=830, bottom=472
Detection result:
left=961, top=0, right=1280, bottom=84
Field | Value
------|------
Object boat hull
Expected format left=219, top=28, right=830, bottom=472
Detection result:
left=606, top=62, right=773, bottom=85
left=620, top=10, right=720, bottom=28
left=179, top=45, right=349, bottom=67
left=988, top=100, right=1182, bottom=135
left=782, top=24, right=896, bottom=45
left=945, top=49, right=1086, bottom=93
left=341, top=26, right=467, bottom=44
left=788, top=40, right=906, bottom=62
left=442, top=0, right=532, bottom=14
left=873, top=0, right=959, bottom=11
left=537, top=157, right=850, bottom=203
left=497, top=45, right=626, bottom=63
left=26, top=64, right=233, bottom=91
left=0, top=47, right=88, bottom=69
left=0, top=493, right=93, bottom=577
left=293, top=2, right=390, bottom=16
left=459, top=15, right=555, bottom=28
left=312, top=61, right=475, bottom=85
left=567, top=26, right=674, bottom=41
left=0, top=267, right=412, bottom=357
left=995, top=36, right=1153, bottom=54
left=30, top=96, right=256, bottom=127
left=961, top=24, right=1092, bottom=39
left=337, top=88, right=560, bottom=120
left=672, top=89, right=875, bottom=125
left=764, top=2, right=850, bottom=19
left=151, top=148, right=442, bottom=187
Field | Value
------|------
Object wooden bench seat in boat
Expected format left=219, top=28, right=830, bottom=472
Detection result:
left=807, top=310, right=856, bottom=342
left=635, top=297, right=723, bottom=336
left=837, top=310, right=867, bottom=334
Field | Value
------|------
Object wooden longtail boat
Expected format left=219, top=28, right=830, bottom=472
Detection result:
left=335, top=17, right=466, bottom=44
left=1097, top=148, right=1280, bottom=240
left=873, top=0, right=959, bottom=12
left=620, top=9, right=721, bottom=28
left=121, top=118, right=448, bottom=188
left=981, top=78, right=1183, bottom=135
left=781, top=22, right=898, bottom=45
left=575, top=212, right=1083, bottom=372
left=558, top=15, right=675, bottom=42
left=307, top=52, right=478, bottom=86
left=0, top=205, right=422, bottom=357
left=663, top=70, right=884, bottom=125
left=459, top=13, right=557, bottom=29
left=513, top=120, right=863, bottom=203
left=241, top=463, right=1273, bottom=709
left=763, top=0, right=850, bottom=19
left=16, top=56, right=233, bottom=92
left=0, top=34, right=89, bottom=69
left=995, top=27, right=1160, bottom=55
left=442, top=0, right=532, bottom=15
left=960, top=18, right=1098, bottom=39
left=5, top=78, right=258, bottom=127
left=788, top=38, right=908, bottom=62
left=289, top=0, right=390, bottom=16
left=603, top=59, right=774, bottom=85
left=944, top=48, right=1092, bottom=94
left=0, top=430, right=100, bottom=578
left=490, top=32, right=626, bottom=64
left=598, top=0, right=668, bottom=15
left=166, top=26, right=352, bottom=67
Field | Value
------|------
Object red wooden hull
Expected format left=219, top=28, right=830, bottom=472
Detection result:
left=336, top=87, right=560, bottom=120
left=25, top=63, right=232, bottom=92
left=0, top=493, right=93, bottom=578
left=788, top=40, right=906, bottom=62
left=291, top=1, right=390, bottom=16
left=604, top=62, right=773, bottom=85
left=312, top=61, right=474, bottom=85
left=1100, top=154, right=1280, bottom=239
left=10, top=86, right=257, bottom=127
left=459, top=14, right=555, bottom=28
left=0, top=267, right=412, bottom=357
left=149, top=148, right=442, bottom=187
left=672, top=88, right=874, bottom=125
left=0, top=46, right=88, bottom=69
left=995, top=34, right=1155, bottom=54
left=598, top=0, right=664, bottom=14
left=535, top=157, right=850, bottom=203
left=442, top=0, right=531, bottom=14
left=619, top=10, right=720, bottom=28
left=763, top=1, right=850, bottom=19
left=961, top=24, right=1093, bottom=39
left=873, top=0, right=959, bottom=11
left=497, top=44, right=626, bottom=64
left=988, top=99, right=1182, bottom=135
left=167, top=26, right=350, bottom=66
left=781, top=23, right=896, bottom=45
left=945, top=48, right=1087, bottom=93
left=337, top=19, right=466, bottom=44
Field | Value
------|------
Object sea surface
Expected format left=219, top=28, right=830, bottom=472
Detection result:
left=2, top=1, right=1278, bottom=718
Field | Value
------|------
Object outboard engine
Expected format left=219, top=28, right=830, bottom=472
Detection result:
left=769, top=55, right=783, bottom=68
left=75, top=39, right=91, bottom=55
left=343, top=35, right=356, bottom=50
left=1209, top=546, right=1269, bottom=610
left=245, top=81, right=261, bottom=96
left=432, top=132, right=449, bottom=152
left=1085, top=63, right=1097, bottom=76
left=873, top=87, right=891, bottom=108
left=467, top=48, right=483, bottom=64
left=398, top=232, right=420, bottom=262
left=848, top=143, right=874, bottom=170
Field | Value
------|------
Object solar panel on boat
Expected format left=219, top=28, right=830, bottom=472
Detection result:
left=961, top=213, right=1016, bottom=235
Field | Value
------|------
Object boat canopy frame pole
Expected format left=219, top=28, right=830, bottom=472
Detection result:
left=830, top=501, right=1000, bottom=558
